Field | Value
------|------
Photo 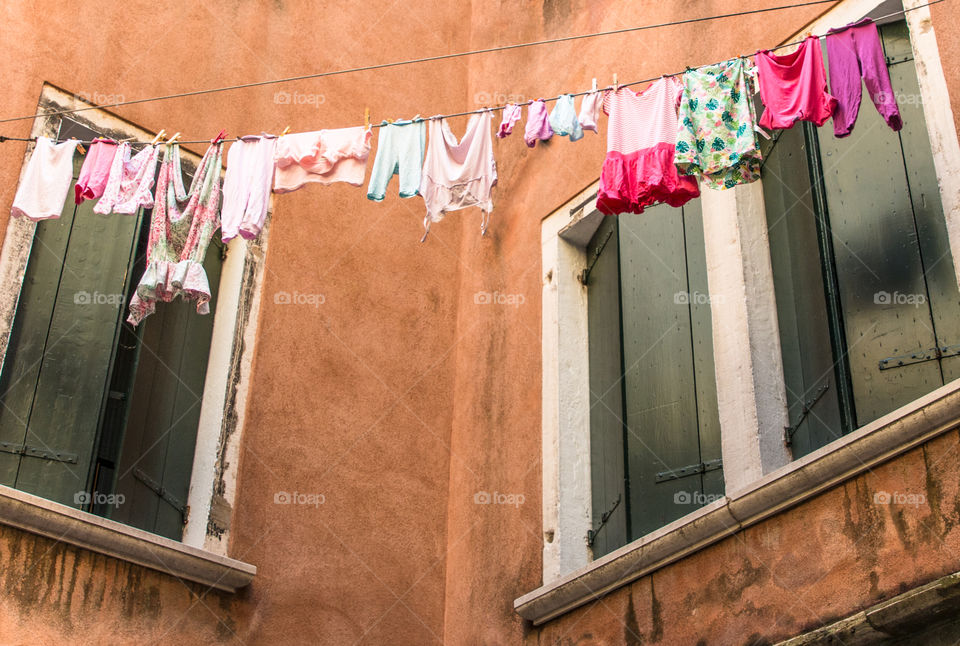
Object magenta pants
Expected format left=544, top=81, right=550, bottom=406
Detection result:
left=825, top=18, right=903, bottom=137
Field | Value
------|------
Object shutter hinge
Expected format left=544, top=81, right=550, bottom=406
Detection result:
left=879, top=344, right=960, bottom=370
left=784, top=382, right=830, bottom=445
left=587, top=493, right=622, bottom=547
left=133, top=467, right=187, bottom=522
left=655, top=458, right=722, bottom=483
left=579, top=225, right=616, bottom=285
left=0, top=441, right=77, bottom=463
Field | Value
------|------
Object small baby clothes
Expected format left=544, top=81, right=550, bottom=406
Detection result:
left=221, top=135, right=277, bottom=242
left=94, top=142, right=160, bottom=215
left=127, top=140, right=224, bottom=326
left=825, top=18, right=902, bottom=137
left=578, top=90, right=602, bottom=133
left=497, top=104, right=522, bottom=138
left=74, top=139, right=117, bottom=204
left=548, top=95, right=584, bottom=142
left=524, top=100, right=554, bottom=147
left=11, top=137, right=79, bottom=221
left=419, top=110, right=497, bottom=240
left=366, top=119, right=426, bottom=201
left=273, top=127, right=372, bottom=192
left=755, top=36, right=837, bottom=129
left=675, top=58, right=763, bottom=190
left=597, top=77, right=700, bottom=215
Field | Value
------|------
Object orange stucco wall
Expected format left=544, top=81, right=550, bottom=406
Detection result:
left=2, top=1, right=960, bottom=644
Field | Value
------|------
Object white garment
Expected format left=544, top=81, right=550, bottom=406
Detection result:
left=419, top=110, right=497, bottom=240
left=93, top=142, right=160, bottom=215
left=11, top=137, right=79, bottom=221
left=221, top=135, right=277, bottom=242
left=578, top=91, right=603, bottom=133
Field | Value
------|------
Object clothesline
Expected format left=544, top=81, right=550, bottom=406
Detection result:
left=0, top=0, right=941, bottom=148
left=0, top=0, right=839, bottom=128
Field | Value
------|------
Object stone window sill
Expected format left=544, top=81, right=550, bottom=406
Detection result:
left=514, top=379, right=960, bottom=625
left=0, top=484, right=255, bottom=592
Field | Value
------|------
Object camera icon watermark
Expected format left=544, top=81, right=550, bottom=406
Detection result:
left=874, top=291, right=926, bottom=307
left=274, top=290, right=325, bottom=308
left=873, top=490, right=926, bottom=507
left=473, top=291, right=525, bottom=307
left=473, top=91, right=527, bottom=106
left=473, top=491, right=525, bottom=508
left=274, top=90, right=325, bottom=108
left=674, top=291, right=720, bottom=305
left=74, top=491, right=125, bottom=508
left=74, top=290, right=124, bottom=307
left=274, top=491, right=325, bottom=507
left=673, top=491, right=723, bottom=505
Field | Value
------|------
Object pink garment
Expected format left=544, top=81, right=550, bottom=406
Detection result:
left=11, top=137, right=79, bottom=221
left=74, top=139, right=117, bottom=204
left=419, top=111, right=497, bottom=240
left=222, top=135, right=277, bottom=242
left=497, top=104, right=522, bottom=138
left=273, top=127, right=372, bottom=192
left=578, top=91, right=602, bottom=133
left=756, top=36, right=838, bottom=130
left=524, top=100, right=553, bottom=147
left=93, top=142, right=159, bottom=215
left=597, top=77, right=699, bottom=215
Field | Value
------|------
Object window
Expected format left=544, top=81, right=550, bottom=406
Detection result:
left=585, top=200, right=722, bottom=557
left=0, top=117, right=224, bottom=540
left=763, top=19, right=960, bottom=457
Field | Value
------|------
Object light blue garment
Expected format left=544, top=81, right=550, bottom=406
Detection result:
left=366, top=119, right=426, bottom=201
left=548, top=95, right=584, bottom=142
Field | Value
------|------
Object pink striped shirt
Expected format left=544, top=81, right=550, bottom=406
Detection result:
left=602, top=77, right=682, bottom=154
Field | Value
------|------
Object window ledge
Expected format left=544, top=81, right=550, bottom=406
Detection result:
left=0, top=484, right=255, bottom=592
left=515, top=379, right=960, bottom=625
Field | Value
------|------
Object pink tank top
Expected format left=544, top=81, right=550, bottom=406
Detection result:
left=755, top=36, right=837, bottom=129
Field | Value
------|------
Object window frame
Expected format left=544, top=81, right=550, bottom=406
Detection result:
left=533, top=0, right=960, bottom=602
left=0, top=84, right=268, bottom=571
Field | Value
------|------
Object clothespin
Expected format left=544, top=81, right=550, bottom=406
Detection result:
left=280, top=126, right=290, bottom=137
left=211, top=129, right=227, bottom=144
left=150, top=129, right=166, bottom=146
left=73, top=138, right=86, bottom=155
left=167, top=132, right=181, bottom=144
left=613, top=73, right=619, bottom=91
left=591, top=78, right=597, bottom=92
left=364, top=107, right=370, bottom=128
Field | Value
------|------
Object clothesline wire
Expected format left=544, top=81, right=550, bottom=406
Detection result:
left=0, top=0, right=944, bottom=147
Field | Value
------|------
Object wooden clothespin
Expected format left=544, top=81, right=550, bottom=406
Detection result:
left=364, top=107, right=370, bottom=128
left=167, top=132, right=181, bottom=144
left=150, top=129, right=166, bottom=146
left=592, top=78, right=598, bottom=92
left=613, top=73, right=619, bottom=91
left=280, top=126, right=290, bottom=137
left=73, top=138, right=86, bottom=155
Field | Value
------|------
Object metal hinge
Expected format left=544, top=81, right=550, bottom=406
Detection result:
left=655, top=458, right=722, bottom=483
left=0, top=441, right=77, bottom=463
left=784, top=383, right=830, bottom=445
left=879, top=344, right=960, bottom=371
left=133, top=467, right=187, bottom=521
left=587, top=494, right=621, bottom=547
left=578, top=225, right=616, bottom=285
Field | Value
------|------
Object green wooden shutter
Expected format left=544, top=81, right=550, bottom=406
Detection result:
left=109, top=238, right=223, bottom=540
left=0, top=128, right=141, bottom=506
left=586, top=216, right=628, bottom=556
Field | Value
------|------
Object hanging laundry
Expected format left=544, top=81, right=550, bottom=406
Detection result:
left=597, top=77, right=700, bottom=215
left=94, top=142, right=160, bottom=215
left=578, top=90, right=602, bottom=134
left=10, top=137, right=79, bottom=221
left=74, top=138, right=118, bottom=204
left=548, top=95, right=584, bottom=142
left=825, top=18, right=902, bottom=137
left=221, top=134, right=277, bottom=242
left=420, top=110, right=497, bottom=241
left=524, top=100, right=553, bottom=147
left=127, top=139, right=224, bottom=326
left=367, top=119, right=426, bottom=201
left=755, top=37, right=837, bottom=130
left=497, top=104, right=522, bottom=138
left=675, top=58, right=763, bottom=190
left=273, top=126, right=372, bottom=193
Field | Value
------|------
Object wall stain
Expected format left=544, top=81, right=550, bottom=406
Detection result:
left=649, top=578, right=663, bottom=642
left=624, top=588, right=644, bottom=645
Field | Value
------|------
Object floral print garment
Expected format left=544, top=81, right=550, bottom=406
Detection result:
left=675, top=58, right=762, bottom=190
left=127, top=140, right=224, bottom=325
